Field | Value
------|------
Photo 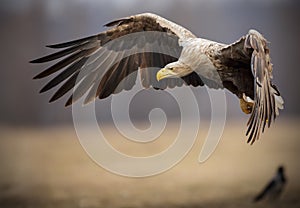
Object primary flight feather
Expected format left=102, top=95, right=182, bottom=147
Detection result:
left=30, top=13, right=284, bottom=144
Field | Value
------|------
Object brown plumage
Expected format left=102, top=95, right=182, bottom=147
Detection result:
left=30, top=13, right=283, bottom=144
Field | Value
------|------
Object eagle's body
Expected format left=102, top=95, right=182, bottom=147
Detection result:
left=31, top=13, right=284, bottom=143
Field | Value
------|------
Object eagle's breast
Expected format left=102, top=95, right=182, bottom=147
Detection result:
left=179, top=38, right=225, bottom=88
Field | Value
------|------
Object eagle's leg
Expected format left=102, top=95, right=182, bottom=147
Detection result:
left=240, top=94, right=254, bottom=114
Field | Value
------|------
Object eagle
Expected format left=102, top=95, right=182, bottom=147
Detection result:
left=30, top=13, right=284, bottom=144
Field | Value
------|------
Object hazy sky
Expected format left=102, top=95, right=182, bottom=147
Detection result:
left=0, top=0, right=299, bottom=125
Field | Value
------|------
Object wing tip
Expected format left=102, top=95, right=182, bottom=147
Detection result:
left=103, top=17, right=132, bottom=27
left=33, top=72, right=45, bottom=79
left=39, top=88, right=47, bottom=94
left=47, top=94, right=72, bottom=107
left=30, top=58, right=44, bottom=64
left=33, top=75, right=40, bottom=80
left=64, top=103, right=72, bottom=107
left=64, top=95, right=73, bottom=107
left=46, top=44, right=61, bottom=49
left=49, top=96, right=56, bottom=103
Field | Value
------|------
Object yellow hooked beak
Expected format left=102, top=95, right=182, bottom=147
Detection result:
left=156, top=68, right=176, bottom=81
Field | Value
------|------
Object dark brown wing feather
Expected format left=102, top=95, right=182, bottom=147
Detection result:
left=31, top=14, right=203, bottom=107
left=244, top=30, right=280, bottom=144
left=218, top=30, right=283, bottom=144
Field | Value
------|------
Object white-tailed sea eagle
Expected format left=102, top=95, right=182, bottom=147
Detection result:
left=30, top=13, right=284, bottom=144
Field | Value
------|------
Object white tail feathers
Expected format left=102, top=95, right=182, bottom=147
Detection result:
left=271, top=86, right=284, bottom=116
left=275, top=94, right=284, bottom=116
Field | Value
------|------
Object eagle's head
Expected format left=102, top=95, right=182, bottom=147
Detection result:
left=156, top=61, right=192, bottom=81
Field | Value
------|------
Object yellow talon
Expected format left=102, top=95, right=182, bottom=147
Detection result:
left=240, top=98, right=254, bottom=114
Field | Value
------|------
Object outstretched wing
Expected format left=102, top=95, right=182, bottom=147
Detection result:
left=244, top=30, right=284, bottom=144
left=30, top=13, right=203, bottom=106
left=219, top=29, right=284, bottom=143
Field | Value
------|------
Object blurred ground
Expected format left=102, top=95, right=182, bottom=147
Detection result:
left=0, top=118, right=299, bottom=208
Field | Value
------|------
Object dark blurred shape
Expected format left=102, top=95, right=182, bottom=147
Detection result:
left=253, top=166, right=287, bottom=202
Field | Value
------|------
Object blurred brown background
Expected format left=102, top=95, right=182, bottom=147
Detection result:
left=0, top=0, right=300, bottom=207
